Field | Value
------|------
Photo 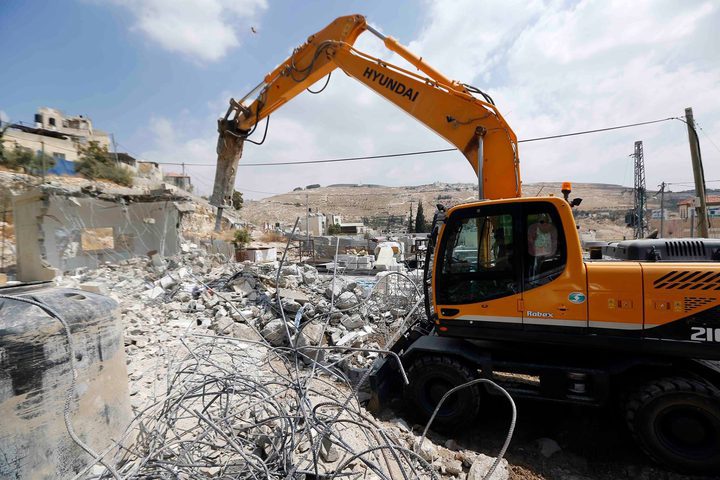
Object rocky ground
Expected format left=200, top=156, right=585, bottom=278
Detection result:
left=58, top=243, right=714, bottom=479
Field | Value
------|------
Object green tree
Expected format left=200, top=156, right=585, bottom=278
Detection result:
left=233, top=228, right=251, bottom=248
left=407, top=214, right=414, bottom=233
left=231, top=190, right=244, bottom=210
left=1, top=147, right=55, bottom=174
left=327, top=223, right=342, bottom=235
left=414, top=200, right=427, bottom=233
left=0, top=123, right=8, bottom=164
left=76, top=141, right=133, bottom=186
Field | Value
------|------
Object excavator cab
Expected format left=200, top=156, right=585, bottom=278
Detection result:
left=424, top=197, right=587, bottom=340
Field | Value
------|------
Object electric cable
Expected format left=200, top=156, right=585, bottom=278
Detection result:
left=143, top=116, right=680, bottom=168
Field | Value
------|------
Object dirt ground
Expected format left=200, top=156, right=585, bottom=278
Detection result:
left=382, top=396, right=717, bottom=480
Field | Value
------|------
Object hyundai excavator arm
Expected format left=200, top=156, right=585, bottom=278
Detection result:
left=210, top=14, right=520, bottom=216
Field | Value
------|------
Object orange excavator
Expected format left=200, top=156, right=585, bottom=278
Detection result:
left=211, top=15, right=720, bottom=473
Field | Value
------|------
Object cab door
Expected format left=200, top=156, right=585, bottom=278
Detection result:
left=520, top=201, right=588, bottom=332
left=434, top=203, right=523, bottom=334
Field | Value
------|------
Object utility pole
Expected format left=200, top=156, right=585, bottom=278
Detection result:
left=111, top=133, right=120, bottom=165
left=690, top=208, right=696, bottom=238
left=305, top=192, right=310, bottom=242
left=41, top=139, right=46, bottom=183
left=408, top=200, right=415, bottom=233
left=658, top=182, right=666, bottom=238
left=685, top=107, right=709, bottom=237
left=182, top=162, right=186, bottom=176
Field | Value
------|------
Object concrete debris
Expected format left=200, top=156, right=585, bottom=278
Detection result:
left=51, top=239, right=507, bottom=479
left=335, top=291, right=359, bottom=309
left=467, top=453, right=509, bottom=480
left=262, top=318, right=293, bottom=346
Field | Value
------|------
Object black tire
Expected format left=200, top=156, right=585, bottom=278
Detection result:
left=403, top=355, right=481, bottom=432
left=624, top=376, right=720, bottom=473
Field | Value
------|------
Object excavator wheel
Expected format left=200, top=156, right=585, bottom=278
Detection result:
left=403, top=355, right=481, bottom=432
left=624, top=376, right=720, bottom=473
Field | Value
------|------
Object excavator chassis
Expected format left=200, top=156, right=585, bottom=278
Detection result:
left=369, top=327, right=720, bottom=474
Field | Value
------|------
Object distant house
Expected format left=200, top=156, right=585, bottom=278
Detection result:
left=2, top=107, right=111, bottom=163
left=328, top=214, right=367, bottom=234
left=307, top=213, right=327, bottom=236
left=163, top=172, right=192, bottom=191
left=678, top=195, right=720, bottom=219
left=0, top=107, right=169, bottom=184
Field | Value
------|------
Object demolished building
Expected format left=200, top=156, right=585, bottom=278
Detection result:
left=12, top=184, right=196, bottom=281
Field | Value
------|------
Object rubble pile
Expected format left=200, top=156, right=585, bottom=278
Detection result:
left=59, top=243, right=509, bottom=479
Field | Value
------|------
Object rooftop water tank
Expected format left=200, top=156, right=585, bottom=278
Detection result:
left=0, top=285, right=132, bottom=479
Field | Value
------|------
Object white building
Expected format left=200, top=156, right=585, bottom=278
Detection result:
left=2, top=107, right=111, bottom=162
left=308, top=213, right=327, bottom=236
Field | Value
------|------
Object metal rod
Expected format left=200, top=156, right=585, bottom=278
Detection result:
left=478, top=135, right=485, bottom=200
left=365, top=24, right=386, bottom=40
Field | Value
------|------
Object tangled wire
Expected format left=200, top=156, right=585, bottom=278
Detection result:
left=35, top=218, right=515, bottom=479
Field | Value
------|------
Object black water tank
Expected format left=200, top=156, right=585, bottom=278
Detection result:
left=0, top=285, right=132, bottom=479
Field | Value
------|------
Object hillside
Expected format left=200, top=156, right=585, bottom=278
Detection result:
left=242, top=182, right=646, bottom=234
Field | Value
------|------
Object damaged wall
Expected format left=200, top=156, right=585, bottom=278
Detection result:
left=13, top=188, right=191, bottom=281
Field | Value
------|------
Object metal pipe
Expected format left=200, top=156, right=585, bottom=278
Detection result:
left=478, top=135, right=485, bottom=200
left=365, top=24, right=386, bottom=40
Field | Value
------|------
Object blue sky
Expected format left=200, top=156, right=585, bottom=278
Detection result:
left=1, top=1, right=718, bottom=199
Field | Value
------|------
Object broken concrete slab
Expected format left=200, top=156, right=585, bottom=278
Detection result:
left=261, top=318, right=292, bottom=346
left=335, top=291, right=358, bottom=310
left=467, top=453, right=509, bottom=480
left=277, top=287, right=310, bottom=304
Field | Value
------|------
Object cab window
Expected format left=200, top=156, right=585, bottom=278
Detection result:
left=437, top=207, right=518, bottom=305
left=524, top=203, right=566, bottom=289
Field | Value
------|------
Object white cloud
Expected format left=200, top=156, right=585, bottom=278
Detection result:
left=112, top=0, right=267, bottom=62
left=139, top=1, right=720, bottom=199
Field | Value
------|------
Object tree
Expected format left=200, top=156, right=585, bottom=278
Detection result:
left=76, top=141, right=133, bottom=186
left=1, top=147, right=55, bottom=174
left=0, top=123, right=8, bottom=164
left=327, top=223, right=342, bottom=235
left=407, top=214, right=414, bottom=233
left=233, top=228, right=251, bottom=248
left=231, top=190, right=243, bottom=210
left=415, top=200, right=427, bottom=233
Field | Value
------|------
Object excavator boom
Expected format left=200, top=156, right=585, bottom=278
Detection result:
left=210, top=14, right=520, bottom=214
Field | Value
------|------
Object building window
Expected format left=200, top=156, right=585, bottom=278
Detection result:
left=34, top=114, right=42, bottom=123
left=48, top=117, right=56, bottom=127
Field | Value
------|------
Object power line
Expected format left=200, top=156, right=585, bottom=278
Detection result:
left=518, top=117, right=677, bottom=143
left=694, top=120, right=720, bottom=155
left=666, top=179, right=720, bottom=186
left=135, top=116, right=680, bottom=168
